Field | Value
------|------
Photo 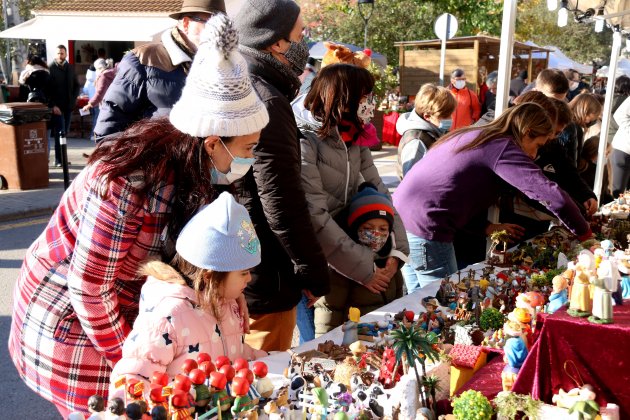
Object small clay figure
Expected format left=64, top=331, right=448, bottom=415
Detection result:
left=189, top=368, right=211, bottom=413
left=125, top=402, right=143, bottom=420
left=349, top=341, right=367, bottom=362
left=568, top=271, right=592, bottom=317
left=209, top=371, right=231, bottom=413
left=591, top=259, right=618, bottom=324
left=231, top=376, right=255, bottom=416
left=418, top=298, right=444, bottom=334
left=309, top=387, right=330, bottom=420
left=547, top=275, right=569, bottom=314
left=501, top=336, right=528, bottom=391
left=170, top=390, right=194, bottom=420
left=252, top=361, right=274, bottom=399
left=150, top=405, right=168, bottom=420
left=148, top=384, right=169, bottom=413
left=107, top=397, right=126, bottom=420
left=87, top=395, right=106, bottom=420
left=341, top=307, right=360, bottom=346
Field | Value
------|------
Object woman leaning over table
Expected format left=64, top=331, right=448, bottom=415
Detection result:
left=393, top=102, right=592, bottom=293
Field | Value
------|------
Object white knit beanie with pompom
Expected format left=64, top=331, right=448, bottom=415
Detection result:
left=169, top=14, right=269, bottom=137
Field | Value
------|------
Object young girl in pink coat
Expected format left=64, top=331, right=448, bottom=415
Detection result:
left=110, top=192, right=267, bottom=396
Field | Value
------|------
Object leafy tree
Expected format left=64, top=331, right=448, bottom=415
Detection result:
left=301, top=0, right=611, bottom=69
left=515, top=0, right=612, bottom=65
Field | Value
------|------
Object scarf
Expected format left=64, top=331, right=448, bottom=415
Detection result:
left=337, top=120, right=362, bottom=144
left=239, top=45, right=301, bottom=99
left=170, top=27, right=197, bottom=74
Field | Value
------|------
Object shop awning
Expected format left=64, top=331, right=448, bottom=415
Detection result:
left=0, top=15, right=175, bottom=41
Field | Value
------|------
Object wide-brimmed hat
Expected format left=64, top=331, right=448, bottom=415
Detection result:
left=169, top=0, right=226, bottom=20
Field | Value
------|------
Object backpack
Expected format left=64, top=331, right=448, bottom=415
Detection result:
left=396, top=128, right=438, bottom=179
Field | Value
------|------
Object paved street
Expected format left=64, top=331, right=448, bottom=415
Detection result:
left=0, top=140, right=399, bottom=418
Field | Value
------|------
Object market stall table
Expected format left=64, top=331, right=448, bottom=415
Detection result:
left=512, top=303, right=630, bottom=418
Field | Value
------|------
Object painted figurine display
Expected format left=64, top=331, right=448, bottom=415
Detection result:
left=342, top=307, right=360, bottom=346
left=547, top=275, right=569, bottom=314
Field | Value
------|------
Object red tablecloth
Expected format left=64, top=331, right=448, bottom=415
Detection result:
left=382, top=112, right=402, bottom=146
left=512, top=303, right=630, bottom=418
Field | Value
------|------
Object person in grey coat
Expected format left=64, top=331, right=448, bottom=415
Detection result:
left=294, top=63, right=409, bottom=335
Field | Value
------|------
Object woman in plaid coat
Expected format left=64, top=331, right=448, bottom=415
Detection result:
left=9, top=14, right=270, bottom=416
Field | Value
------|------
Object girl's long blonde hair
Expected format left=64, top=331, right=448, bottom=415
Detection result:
left=146, top=254, right=229, bottom=321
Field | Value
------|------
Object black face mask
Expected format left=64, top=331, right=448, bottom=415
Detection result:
left=282, top=38, right=309, bottom=77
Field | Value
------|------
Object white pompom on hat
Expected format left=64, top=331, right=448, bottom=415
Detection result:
left=170, top=14, right=269, bottom=138
left=176, top=192, right=261, bottom=272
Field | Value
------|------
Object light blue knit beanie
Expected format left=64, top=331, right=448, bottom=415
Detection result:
left=176, top=192, right=261, bottom=271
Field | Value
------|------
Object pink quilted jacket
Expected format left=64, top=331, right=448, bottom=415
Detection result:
left=110, top=261, right=266, bottom=395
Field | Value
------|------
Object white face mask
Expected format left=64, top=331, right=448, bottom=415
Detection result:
left=357, top=97, right=375, bottom=125
left=454, top=80, right=466, bottom=90
left=570, top=81, right=579, bottom=91
left=210, top=139, right=255, bottom=185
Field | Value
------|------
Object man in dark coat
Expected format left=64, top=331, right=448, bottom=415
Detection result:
left=233, top=0, right=330, bottom=351
left=93, top=0, right=225, bottom=139
left=48, top=45, right=80, bottom=166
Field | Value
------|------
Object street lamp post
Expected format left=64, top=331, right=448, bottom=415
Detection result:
left=357, top=0, right=375, bottom=50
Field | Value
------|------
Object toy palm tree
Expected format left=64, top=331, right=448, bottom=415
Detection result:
left=390, top=322, right=440, bottom=409
left=422, top=374, right=441, bottom=413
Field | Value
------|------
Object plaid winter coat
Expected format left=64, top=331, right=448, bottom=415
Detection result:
left=9, top=162, right=176, bottom=414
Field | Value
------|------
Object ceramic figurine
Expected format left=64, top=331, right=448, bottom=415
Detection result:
left=188, top=368, right=210, bottom=413
left=87, top=395, right=105, bottom=420
left=418, top=298, right=444, bottom=334
left=125, top=379, right=147, bottom=406
left=252, top=361, right=274, bottom=399
left=170, top=390, right=194, bottom=420
left=107, top=397, right=126, bottom=420
left=341, top=307, right=360, bottom=346
left=568, top=271, right=592, bottom=317
left=231, top=377, right=255, bottom=416
left=590, top=259, right=619, bottom=324
left=209, top=371, right=231, bottom=414
left=501, top=336, right=528, bottom=391
left=547, top=275, right=569, bottom=314
left=507, top=308, right=533, bottom=349
left=349, top=341, right=367, bottom=362
left=148, top=384, right=169, bottom=413
left=553, top=384, right=600, bottom=418
left=309, top=387, right=329, bottom=420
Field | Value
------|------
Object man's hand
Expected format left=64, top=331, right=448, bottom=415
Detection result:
left=81, top=104, right=92, bottom=113
left=52, top=106, right=62, bottom=116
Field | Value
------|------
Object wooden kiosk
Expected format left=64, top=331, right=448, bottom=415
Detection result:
left=395, top=36, right=551, bottom=96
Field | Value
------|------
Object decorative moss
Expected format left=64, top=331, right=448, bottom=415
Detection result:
left=479, top=307, right=505, bottom=332
left=452, top=390, right=493, bottom=420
